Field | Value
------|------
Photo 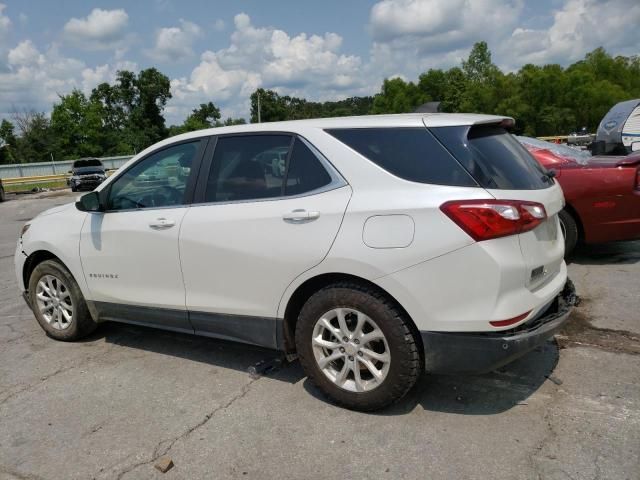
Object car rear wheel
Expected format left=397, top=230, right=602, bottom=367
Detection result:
left=28, top=259, right=97, bottom=341
left=558, top=209, right=578, bottom=256
left=296, top=282, right=421, bottom=411
left=0, top=184, right=5, bottom=202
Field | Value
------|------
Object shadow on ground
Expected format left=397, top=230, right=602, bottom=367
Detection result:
left=89, top=319, right=560, bottom=416
left=302, top=340, right=559, bottom=416
left=569, top=240, right=640, bottom=266
left=89, top=321, right=305, bottom=384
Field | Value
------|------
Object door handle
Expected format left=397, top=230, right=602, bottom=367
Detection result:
left=282, top=209, right=320, bottom=223
left=149, top=218, right=176, bottom=229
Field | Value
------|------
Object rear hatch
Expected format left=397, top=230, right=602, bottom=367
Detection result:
left=430, top=122, right=565, bottom=291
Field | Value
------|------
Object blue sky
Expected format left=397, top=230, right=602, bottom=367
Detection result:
left=1, top=0, right=638, bottom=124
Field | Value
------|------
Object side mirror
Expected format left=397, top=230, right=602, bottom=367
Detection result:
left=68, top=170, right=73, bottom=174
left=75, top=192, right=103, bottom=212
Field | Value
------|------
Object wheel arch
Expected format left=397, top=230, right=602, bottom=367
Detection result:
left=23, top=250, right=63, bottom=291
left=281, top=272, right=424, bottom=360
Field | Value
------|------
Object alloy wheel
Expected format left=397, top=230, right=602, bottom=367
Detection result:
left=35, top=274, right=74, bottom=330
left=311, top=308, right=391, bottom=392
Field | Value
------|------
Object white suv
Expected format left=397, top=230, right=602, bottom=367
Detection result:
left=15, top=114, right=576, bottom=411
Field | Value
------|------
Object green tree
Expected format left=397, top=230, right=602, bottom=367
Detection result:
left=50, top=90, right=105, bottom=159
left=371, top=77, right=428, bottom=114
left=90, top=68, right=172, bottom=154
left=250, top=88, right=289, bottom=122
left=0, top=119, right=18, bottom=164
left=11, top=110, right=57, bottom=163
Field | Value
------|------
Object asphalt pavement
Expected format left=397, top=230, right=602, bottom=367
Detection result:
left=1, top=191, right=638, bottom=480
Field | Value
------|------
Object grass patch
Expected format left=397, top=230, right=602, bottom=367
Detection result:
left=4, top=180, right=69, bottom=193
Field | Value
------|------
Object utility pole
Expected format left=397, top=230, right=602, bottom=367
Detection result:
left=257, top=92, right=261, bottom=123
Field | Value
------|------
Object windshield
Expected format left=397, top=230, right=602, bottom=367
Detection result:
left=73, top=159, right=103, bottom=168
left=516, top=136, right=591, bottom=165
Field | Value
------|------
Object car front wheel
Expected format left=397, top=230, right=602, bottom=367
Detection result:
left=296, top=282, right=421, bottom=411
left=28, top=259, right=97, bottom=341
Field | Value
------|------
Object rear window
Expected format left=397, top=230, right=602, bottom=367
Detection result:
left=430, top=126, right=552, bottom=190
left=326, top=128, right=477, bottom=187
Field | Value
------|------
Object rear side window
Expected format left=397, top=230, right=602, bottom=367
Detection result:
left=430, top=126, right=551, bottom=190
left=205, top=135, right=291, bottom=202
left=285, top=139, right=332, bottom=195
left=326, top=128, right=477, bottom=187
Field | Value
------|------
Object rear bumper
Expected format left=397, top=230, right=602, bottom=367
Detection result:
left=421, top=280, right=577, bottom=374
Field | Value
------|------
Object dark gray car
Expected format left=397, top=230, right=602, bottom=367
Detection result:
left=68, top=159, right=107, bottom=192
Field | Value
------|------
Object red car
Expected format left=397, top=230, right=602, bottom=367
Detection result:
left=517, top=137, right=640, bottom=255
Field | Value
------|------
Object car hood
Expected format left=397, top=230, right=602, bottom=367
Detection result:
left=36, top=202, right=76, bottom=218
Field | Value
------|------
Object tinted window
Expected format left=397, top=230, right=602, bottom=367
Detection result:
left=74, top=159, right=103, bottom=168
left=285, top=139, right=332, bottom=195
left=205, top=135, right=291, bottom=202
left=431, top=126, right=551, bottom=190
left=326, top=128, right=476, bottom=186
left=108, top=141, right=198, bottom=210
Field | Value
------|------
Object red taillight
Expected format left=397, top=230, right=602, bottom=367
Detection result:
left=489, top=311, right=531, bottom=327
left=440, top=199, right=547, bottom=241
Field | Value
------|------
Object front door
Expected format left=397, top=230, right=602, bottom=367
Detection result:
left=179, top=134, right=351, bottom=347
left=79, top=139, right=205, bottom=332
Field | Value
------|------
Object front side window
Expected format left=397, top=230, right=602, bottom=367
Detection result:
left=108, top=141, right=199, bottom=210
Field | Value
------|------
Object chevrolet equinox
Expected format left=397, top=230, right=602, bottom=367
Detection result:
left=15, top=114, right=576, bottom=410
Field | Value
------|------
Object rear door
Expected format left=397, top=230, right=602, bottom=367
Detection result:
left=179, top=134, right=351, bottom=347
left=430, top=124, right=564, bottom=289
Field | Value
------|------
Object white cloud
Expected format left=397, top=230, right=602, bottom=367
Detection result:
left=63, top=8, right=129, bottom=50
left=0, top=3, right=10, bottom=32
left=0, top=5, right=10, bottom=30
left=368, top=0, right=523, bottom=76
left=500, top=0, right=640, bottom=68
left=0, top=43, right=86, bottom=115
left=166, top=13, right=367, bottom=123
left=8, top=40, right=42, bottom=66
left=0, top=39, right=138, bottom=119
left=80, top=60, right=138, bottom=93
left=146, top=19, right=202, bottom=61
left=213, top=19, right=225, bottom=32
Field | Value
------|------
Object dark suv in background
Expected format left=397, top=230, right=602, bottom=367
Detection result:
left=67, top=159, right=107, bottom=192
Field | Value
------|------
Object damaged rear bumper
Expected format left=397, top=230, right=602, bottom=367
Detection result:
left=420, top=280, right=578, bottom=374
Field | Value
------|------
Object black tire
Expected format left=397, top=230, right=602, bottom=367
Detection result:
left=0, top=185, right=5, bottom=202
left=558, top=209, right=578, bottom=256
left=28, top=259, right=97, bottom=341
left=70, top=186, right=77, bottom=192
left=296, top=282, right=422, bottom=411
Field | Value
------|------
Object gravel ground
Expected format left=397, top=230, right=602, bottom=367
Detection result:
left=1, top=191, right=638, bottom=480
